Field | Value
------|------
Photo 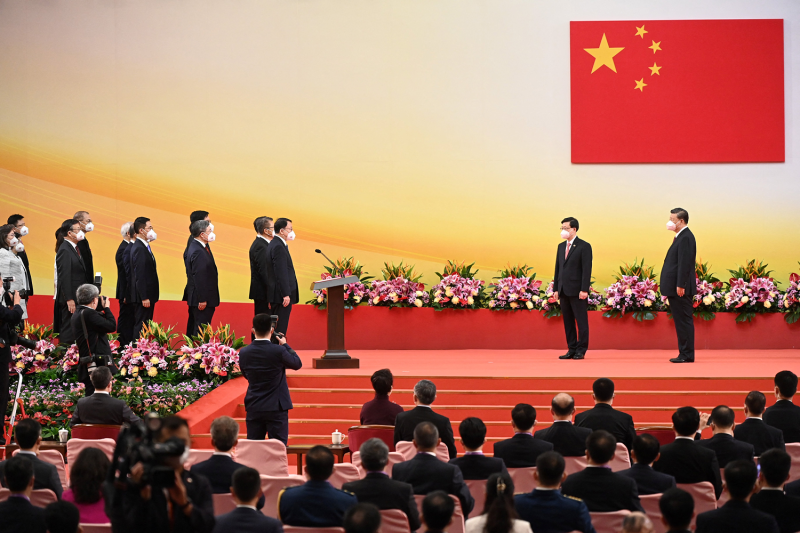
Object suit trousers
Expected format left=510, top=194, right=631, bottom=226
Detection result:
left=668, top=294, right=695, bottom=360
left=270, top=301, right=293, bottom=336
left=133, top=303, right=156, bottom=340
left=0, top=350, right=9, bottom=443
left=53, top=298, right=61, bottom=334
left=58, top=302, right=76, bottom=345
left=189, top=305, right=216, bottom=336
left=186, top=308, right=195, bottom=341
left=117, top=301, right=136, bottom=348
left=246, top=410, right=289, bottom=445
left=560, top=293, right=589, bottom=355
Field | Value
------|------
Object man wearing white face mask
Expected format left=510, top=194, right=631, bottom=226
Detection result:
left=7, top=215, right=33, bottom=296
left=183, top=210, right=210, bottom=335
left=185, top=220, right=220, bottom=336
left=74, top=211, right=95, bottom=285
left=553, top=217, right=593, bottom=360
left=130, top=216, right=160, bottom=339
left=660, top=208, right=697, bottom=363
left=266, top=218, right=299, bottom=336
left=55, top=219, right=88, bottom=345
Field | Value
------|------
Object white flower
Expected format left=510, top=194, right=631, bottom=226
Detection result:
left=489, top=300, right=496, bottom=308
left=445, top=288, right=454, bottom=297
left=532, top=296, right=540, bottom=302
left=414, top=299, right=423, bottom=308
left=741, top=296, right=749, bottom=304
left=452, top=296, right=460, bottom=304
left=764, top=301, right=771, bottom=309
left=415, top=291, right=424, bottom=297
left=702, top=296, right=712, bottom=305
left=317, top=295, right=324, bottom=303
left=471, top=289, right=479, bottom=296
left=525, top=301, right=534, bottom=309
left=467, top=296, right=474, bottom=305
left=434, top=297, right=441, bottom=303
left=625, top=289, right=633, bottom=295
left=644, top=300, right=652, bottom=307
left=509, top=302, right=518, bottom=308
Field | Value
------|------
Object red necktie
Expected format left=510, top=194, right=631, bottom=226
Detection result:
left=206, top=245, right=211, bottom=255
left=75, top=246, right=81, bottom=257
left=565, top=242, right=571, bottom=259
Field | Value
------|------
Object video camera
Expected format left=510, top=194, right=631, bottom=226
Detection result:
left=0, top=276, right=36, bottom=350
left=270, top=314, right=284, bottom=343
left=112, top=413, right=186, bottom=489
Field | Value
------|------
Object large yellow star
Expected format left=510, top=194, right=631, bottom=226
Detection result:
left=635, top=25, right=648, bottom=38
left=649, top=40, right=662, bottom=54
left=649, top=62, right=662, bottom=75
left=584, top=34, right=624, bottom=73
left=634, top=78, right=647, bottom=92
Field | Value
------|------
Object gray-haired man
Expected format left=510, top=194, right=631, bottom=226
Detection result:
left=393, top=380, right=457, bottom=458
left=70, top=283, right=116, bottom=395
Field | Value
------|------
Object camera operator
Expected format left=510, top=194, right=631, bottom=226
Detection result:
left=0, top=224, right=30, bottom=321
left=71, top=283, right=116, bottom=396
left=0, top=287, right=24, bottom=445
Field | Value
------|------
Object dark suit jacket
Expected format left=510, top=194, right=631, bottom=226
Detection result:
left=492, top=433, right=554, bottom=468
left=192, top=454, right=265, bottom=509
left=534, top=422, right=592, bottom=457
left=750, top=489, right=800, bottom=533
left=360, top=394, right=404, bottom=426
left=0, top=452, right=63, bottom=499
left=0, top=496, right=47, bottom=533
left=553, top=236, right=592, bottom=296
left=660, top=227, right=697, bottom=297
left=278, top=480, right=358, bottom=527
left=130, top=239, right=159, bottom=303
left=617, top=463, right=676, bottom=495
left=514, top=489, right=596, bottom=533
left=212, top=507, right=282, bottom=533
left=575, top=403, right=637, bottom=452
left=185, top=239, right=220, bottom=307
left=391, top=453, right=474, bottom=516
left=115, top=240, right=130, bottom=301
left=239, top=340, right=302, bottom=414
left=562, top=467, right=643, bottom=512
left=394, top=406, right=457, bottom=459
left=695, top=500, right=779, bottom=533
left=71, top=304, right=116, bottom=382
left=449, top=454, right=507, bottom=480
left=733, top=418, right=785, bottom=456
left=249, top=236, right=271, bottom=301
left=696, top=433, right=755, bottom=468
left=763, top=400, right=800, bottom=443
left=122, top=240, right=134, bottom=298
left=342, top=473, right=421, bottom=531
left=785, top=478, right=800, bottom=498
left=182, top=235, right=193, bottom=302
left=56, top=240, right=86, bottom=303
left=17, top=249, right=33, bottom=296
left=123, top=469, right=215, bottom=533
left=266, top=238, right=299, bottom=304
left=70, top=392, right=139, bottom=426
left=653, top=438, right=722, bottom=498
left=77, top=237, right=94, bottom=284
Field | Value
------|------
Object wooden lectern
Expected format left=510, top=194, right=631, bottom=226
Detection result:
left=312, top=275, right=360, bottom=369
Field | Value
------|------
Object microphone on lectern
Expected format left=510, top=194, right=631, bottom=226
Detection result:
left=315, top=249, right=338, bottom=270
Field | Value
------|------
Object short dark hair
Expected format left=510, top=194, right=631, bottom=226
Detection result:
left=90, top=366, right=113, bottom=390
left=414, top=421, right=439, bottom=450
left=724, top=459, right=758, bottom=499
left=69, top=447, right=110, bottom=503
left=252, top=314, right=273, bottom=336
left=274, top=218, right=292, bottom=234
left=775, top=370, right=798, bottom=398
left=422, top=491, right=455, bottom=531
left=672, top=406, right=700, bottom=436
left=511, top=403, right=536, bottom=431
left=15, top=418, right=41, bottom=449
left=190, top=210, right=209, bottom=223
left=536, top=451, right=565, bottom=486
left=632, top=434, right=660, bottom=465
left=359, top=438, right=389, bottom=472
left=659, top=488, right=694, bottom=529
left=670, top=207, right=689, bottom=224
left=158, top=415, right=189, bottom=442
left=586, top=430, right=617, bottom=464
left=414, top=380, right=437, bottom=405
left=592, top=378, right=615, bottom=402
left=4, top=455, right=34, bottom=491
left=255, top=216, right=273, bottom=234
left=344, top=502, right=382, bottom=533
left=459, top=417, right=487, bottom=449
left=7, top=214, right=24, bottom=226
left=561, top=217, right=579, bottom=231
left=0, top=224, right=15, bottom=250
left=371, top=369, right=393, bottom=396
left=61, top=218, right=80, bottom=235
left=210, top=416, right=239, bottom=452
left=306, top=445, right=335, bottom=481
left=127, top=223, right=137, bottom=238
left=710, top=405, right=735, bottom=429
left=190, top=219, right=211, bottom=238
left=552, top=394, right=575, bottom=417
left=231, top=466, right=261, bottom=502
left=133, top=217, right=150, bottom=235
left=758, top=449, right=792, bottom=487
left=44, top=501, right=81, bottom=533
left=745, top=391, right=767, bottom=415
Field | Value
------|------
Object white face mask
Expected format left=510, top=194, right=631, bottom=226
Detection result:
left=75, top=230, right=86, bottom=241
left=179, top=447, right=191, bottom=465
left=15, top=242, right=24, bottom=253
left=84, top=222, right=94, bottom=233
left=206, top=232, right=216, bottom=242
left=18, top=226, right=28, bottom=237
left=146, top=229, right=157, bottom=242
left=287, top=230, right=296, bottom=241
left=9, top=237, right=18, bottom=247
left=666, top=220, right=677, bottom=231
left=560, top=230, right=570, bottom=240
left=208, top=223, right=214, bottom=232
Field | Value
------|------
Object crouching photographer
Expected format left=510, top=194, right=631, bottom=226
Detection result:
left=0, top=285, right=24, bottom=445
left=71, top=283, right=117, bottom=396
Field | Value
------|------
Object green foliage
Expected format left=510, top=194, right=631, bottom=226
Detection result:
left=436, top=260, right=479, bottom=280
left=496, top=263, right=535, bottom=280
left=613, top=258, right=657, bottom=281
left=695, top=260, right=720, bottom=283
left=727, top=259, right=774, bottom=283
left=183, top=323, right=245, bottom=349
left=139, top=321, right=180, bottom=349
left=381, top=261, right=422, bottom=282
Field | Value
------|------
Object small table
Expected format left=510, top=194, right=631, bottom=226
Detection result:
left=2, top=441, right=67, bottom=460
left=286, top=444, right=349, bottom=475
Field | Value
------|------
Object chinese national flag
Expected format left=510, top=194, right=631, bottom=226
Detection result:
left=570, top=19, right=784, bottom=163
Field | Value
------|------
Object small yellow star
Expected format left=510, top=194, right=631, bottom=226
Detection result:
left=635, top=25, right=648, bottom=38
left=649, top=62, right=662, bottom=75
left=634, top=78, right=647, bottom=92
left=584, top=33, right=625, bottom=73
left=649, top=40, right=662, bottom=54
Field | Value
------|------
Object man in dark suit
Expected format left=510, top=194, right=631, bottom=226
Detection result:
left=182, top=211, right=210, bottom=336
left=70, top=367, right=139, bottom=425
left=575, top=378, right=637, bottom=452
left=55, top=218, right=87, bottom=345
left=786, top=477, right=800, bottom=498
left=658, top=488, right=694, bottom=533
left=561, top=430, right=643, bottom=512
left=750, top=449, right=800, bottom=533
left=266, top=217, right=298, bottom=336
left=238, top=314, right=302, bottom=444
left=0, top=455, right=48, bottom=533
left=0, top=419, right=62, bottom=498
left=360, top=368, right=404, bottom=425
left=449, top=417, right=507, bottom=479
left=7, top=214, right=33, bottom=296
left=212, top=466, right=281, bottom=533
left=553, top=217, right=592, bottom=360
left=130, top=216, right=159, bottom=339
left=71, top=283, right=116, bottom=395
left=654, top=407, right=722, bottom=498
left=249, top=216, right=274, bottom=320
left=394, top=380, right=457, bottom=459
left=0, top=291, right=24, bottom=444
left=115, top=222, right=135, bottom=348
left=493, top=403, right=554, bottom=468
left=697, top=405, right=755, bottom=467
left=74, top=210, right=95, bottom=284
left=534, top=393, right=592, bottom=457
left=342, top=438, right=421, bottom=531
left=734, top=391, right=786, bottom=456
left=185, top=220, right=220, bottom=336
left=660, top=208, right=697, bottom=363
left=763, top=370, right=800, bottom=444
left=618, top=434, right=676, bottom=495
left=391, top=422, right=474, bottom=517
left=695, top=460, right=779, bottom=533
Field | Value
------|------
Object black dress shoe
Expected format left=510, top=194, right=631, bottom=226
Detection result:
left=559, top=353, right=575, bottom=360
left=669, top=356, right=694, bottom=363
left=572, top=353, right=585, bottom=360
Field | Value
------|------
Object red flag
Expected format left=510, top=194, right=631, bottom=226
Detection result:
left=570, top=19, right=784, bottom=163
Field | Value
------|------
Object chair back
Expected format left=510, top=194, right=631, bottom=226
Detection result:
left=71, top=424, right=122, bottom=442
left=639, top=494, right=667, bottom=533
left=677, top=481, right=716, bottom=528
left=507, top=467, right=537, bottom=494
left=185, top=449, right=214, bottom=470
left=786, top=443, right=800, bottom=482
left=212, top=493, right=238, bottom=516
left=589, top=510, right=632, bottom=533
left=465, top=478, right=487, bottom=516
left=609, top=443, right=631, bottom=472
left=260, top=474, right=305, bottom=518
left=29, top=488, right=58, bottom=507
left=327, top=463, right=361, bottom=489
left=563, top=456, right=588, bottom=476
left=79, top=525, right=112, bottom=533
left=282, top=528, right=345, bottom=533
left=717, top=468, right=731, bottom=507
left=636, top=428, right=675, bottom=446
left=66, top=438, right=116, bottom=466
left=12, top=449, right=68, bottom=489
left=414, top=495, right=465, bottom=533
left=237, top=439, right=289, bottom=476
left=348, top=425, right=395, bottom=452
left=351, top=451, right=405, bottom=477
left=379, top=509, right=412, bottom=533
left=395, top=441, right=448, bottom=462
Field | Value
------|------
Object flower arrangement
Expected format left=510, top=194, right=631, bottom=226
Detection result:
left=723, top=260, right=781, bottom=323
left=8, top=379, right=84, bottom=440
left=183, top=323, right=245, bottom=350
left=10, top=339, right=60, bottom=374
left=117, top=338, right=176, bottom=379
left=782, top=270, right=800, bottom=324
left=307, top=257, right=373, bottom=309
left=487, top=264, right=542, bottom=311
left=368, top=262, right=429, bottom=308
left=692, top=261, right=725, bottom=321
left=113, top=378, right=220, bottom=418
left=538, top=281, right=605, bottom=318
left=430, top=261, right=486, bottom=310
left=602, top=259, right=662, bottom=321
left=59, top=345, right=80, bottom=374
left=176, top=342, right=240, bottom=381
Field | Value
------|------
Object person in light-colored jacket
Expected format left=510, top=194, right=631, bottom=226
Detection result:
left=0, top=224, right=29, bottom=319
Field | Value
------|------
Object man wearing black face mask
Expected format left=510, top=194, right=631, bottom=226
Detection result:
left=7, top=215, right=33, bottom=296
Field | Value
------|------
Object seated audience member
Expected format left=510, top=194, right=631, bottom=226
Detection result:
left=394, top=380, right=457, bottom=459
left=491, top=404, right=553, bottom=468
left=786, top=477, right=800, bottom=497
left=0, top=418, right=63, bottom=498
left=763, top=370, right=800, bottom=443
left=212, top=467, right=282, bottom=533
left=342, top=438, right=421, bottom=531
left=695, top=460, right=779, bottom=533
left=749, top=449, right=800, bottom=533
left=696, top=405, right=755, bottom=467
left=654, top=407, right=722, bottom=498
left=70, top=366, right=139, bottom=426
left=465, top=473, right=532, bottom=533
left=561, top=430, right=643, bottom=512
left=733, top=391, right=785, bottom=456
left=575, top=378, right=637, bottom=452
left=450, top=417, right=507, bottom=479
left=619, top=434, right=676, bottom=495
left=360, top=369, right=404, bottom=425
left=344, top=503, right=382, bottom=533
left=658, top=488, right=694, bottom=533
left=534, top=393, right=592, bottom=457
left=62, top=447, right=110, bottom=523
left=44, top=501, right=81, bottom=533
left=278, top=445, right=358, bottom=527
left=421, top=491, right=455, bottom=533
left=0, top=456, right=48, bottom=533
left=391, top=422, right=474, bottom=516
left=621, top=512, right=654, bottom=533
left=514, top=451, right=596, bottom=533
